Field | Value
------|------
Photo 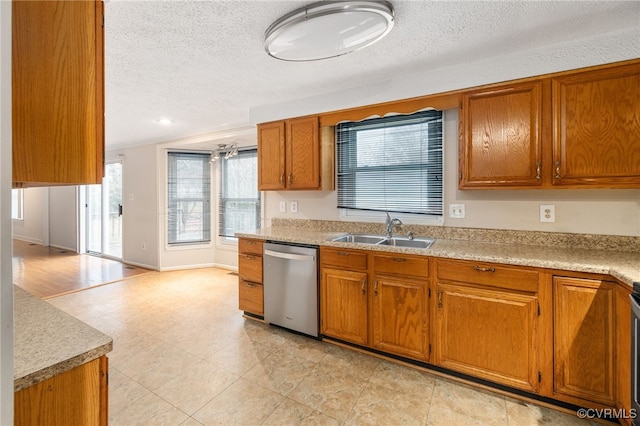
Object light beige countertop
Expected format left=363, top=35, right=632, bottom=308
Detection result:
left=14, top=286, right=113, bottom=392
left=236, top=223, right=640, bottom=289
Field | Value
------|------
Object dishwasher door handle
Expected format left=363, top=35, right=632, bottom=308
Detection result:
left=264, top=249, right=315, bottom=262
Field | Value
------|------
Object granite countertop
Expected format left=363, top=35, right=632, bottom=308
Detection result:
left=236, top=226, right=640, bottom=288
left=14, top=286, right=113, bottom=392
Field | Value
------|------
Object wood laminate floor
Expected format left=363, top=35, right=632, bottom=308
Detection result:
left=12, top=239, right=151, bottom=299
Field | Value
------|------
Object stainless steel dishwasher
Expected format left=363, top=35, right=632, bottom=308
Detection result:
left=263, top=242, right=319, bottom=338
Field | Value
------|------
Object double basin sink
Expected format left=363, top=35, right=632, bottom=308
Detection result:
left=330, top=233, right=435, bottom=249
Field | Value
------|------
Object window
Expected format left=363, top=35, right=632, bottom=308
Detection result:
left=219, top=149, right=261, bottom=239
left=167, top=152, right=211, bottom=245
left=336, top=110, right=443, bottom=217
left=12, top=189, right=23, bottom=220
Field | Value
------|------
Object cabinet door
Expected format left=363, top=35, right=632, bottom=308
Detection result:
left=320, top=267, right=368, bottom=345
left=286, top=116, right=320, bottom=190
left=459, top=81, right=543, bottom=188
left=552, top=63, right=640, bottom=188
left=258, top=121, right=286, bottom=190
left=371, top=275, right=428, bottom=361
left=12, top=0, right=105, bottom=186
left=553, top=277, right=615, bottom=405
left=435, top=283, right=540, bottom=392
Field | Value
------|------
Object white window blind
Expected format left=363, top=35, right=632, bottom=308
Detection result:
left=336, top=110, right=443, bottom=216
left=219, top=149, right=261, bottom=238
left=167, top=152, right=211, bottom=245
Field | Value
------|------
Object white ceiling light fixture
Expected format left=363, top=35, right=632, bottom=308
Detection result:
left=264, top=1, right=395, bottom=62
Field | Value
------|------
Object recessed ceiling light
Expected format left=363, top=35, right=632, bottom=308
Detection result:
left=155, top=118, right=174, bottom=125
left=264, top=1, right=394, bottom=62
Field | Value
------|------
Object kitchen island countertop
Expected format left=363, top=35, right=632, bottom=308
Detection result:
left=13, top=286, right=112, bottom=392
left=236, top=226, right=640, bottom=288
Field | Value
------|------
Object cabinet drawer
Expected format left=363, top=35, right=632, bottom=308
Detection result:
left=321, top=247, right=367, bottom=270
left=239, top=238, right=263, bottom=256
left=239, top=280, right=263, bottom=315
left=373, top=254, right=429, bottom=278
left=239, top=253, right=262, bottom=283
left=436, top=259, right=539, bottom=293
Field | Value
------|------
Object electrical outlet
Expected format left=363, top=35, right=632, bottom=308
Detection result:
left=449, top=204, right=465, bottom=219
left=540, top=204, right=555, bottom=223
left=290, top=201, right=298, bottom=213
left=279, top=201, right=286, bottom=213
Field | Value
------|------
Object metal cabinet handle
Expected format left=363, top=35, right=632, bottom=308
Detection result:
left=437, top=290, right=443, bottom=308
left=280, top=174, right=285, bottom=185
left=361, top=278, right=366, bottom=295
left=555, top=161, right=561, bottom=179
left=373, top=280, right=378, bottom=295
left=473, top=266, right=495, bottom=273
left=288, top=173, right=292, bottom=184
left=245, top=255, right=254, bottom=260
left=246, top=282, right=256, bottom=288
left=337, top=252, right=350, bottom=257
left=392, top=257, right=407, bottom=263
left=535, top=162, right=541, bottom=180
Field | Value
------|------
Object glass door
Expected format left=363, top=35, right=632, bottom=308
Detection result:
left=85, top=162, right=123, bottom=259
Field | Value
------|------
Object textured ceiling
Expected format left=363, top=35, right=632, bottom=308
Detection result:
left=105, top=0, right=640, bottom=148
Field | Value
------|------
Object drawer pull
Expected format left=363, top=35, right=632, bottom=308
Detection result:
left=474, top=266, right=495, bottom=273
left=245, top=282, right=256, bottom=288
left=246, top=240, right=255, bottom=245
left=392, top=257, right=407, bottom=263
left=338, top=252, right=350, bottom=257
left=245, top=255, right=254, bottom=260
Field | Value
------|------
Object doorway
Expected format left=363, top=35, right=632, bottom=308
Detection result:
left=84, top=162, right=123, bottom=259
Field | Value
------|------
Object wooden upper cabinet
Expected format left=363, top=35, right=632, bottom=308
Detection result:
left=257, top=121, right=286, bottom=190
left=459, top=81, right=543, bottom=188
left=258, top=115, right=334, bottom=191
left=553, top=277, right=616, bottom=406
left=12, top=0, right=105, bottom=187
left=552, top=62, right=640, bottom=188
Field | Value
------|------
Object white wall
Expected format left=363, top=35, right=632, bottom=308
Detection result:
left=0, top=1, right=13, bottom=422
left=12, top=187, right=48, bottom=245
left=48, top=186, right=78, bottom=251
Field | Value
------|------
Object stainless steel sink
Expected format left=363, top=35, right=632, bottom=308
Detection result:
left=330, top=233, right=435, bottom=249
left=331, top=234, right=386, bottom=244
left=377, top=237, right=435, bottom=249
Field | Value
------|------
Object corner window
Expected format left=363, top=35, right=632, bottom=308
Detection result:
left=219, top=149, right=261, bottom=239
left=336, top=110, right=443, bottom=217
left=167, top=152, right=211, bottom=245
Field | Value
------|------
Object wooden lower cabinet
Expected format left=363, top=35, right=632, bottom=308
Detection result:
left=553, top=276, right=616, bottom=406
left=434, top=259, right=542, bottom=393
left=320, top=267, right=368, bottom=345
left=15, top=356, right=108, bottom=426
left=238, top=238, right=264, bottom=316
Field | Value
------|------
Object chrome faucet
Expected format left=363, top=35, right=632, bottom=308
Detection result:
left=385, top=212, right=402, bottom=239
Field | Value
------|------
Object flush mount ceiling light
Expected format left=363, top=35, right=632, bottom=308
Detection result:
left=264, top=1, right=394, bottom=62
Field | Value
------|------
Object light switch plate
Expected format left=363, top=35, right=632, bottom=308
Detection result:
left=279, top=201, right=286, bottom=213
left=540, top=204, right=555, bottom=222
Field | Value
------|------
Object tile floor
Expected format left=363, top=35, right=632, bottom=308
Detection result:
left=47, top=267, right=594, bottom=426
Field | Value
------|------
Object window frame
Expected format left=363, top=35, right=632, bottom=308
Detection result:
left=218, top=148, right=261, bottom=243
left=336, top=110, right=444, bottom=225
left=11, top=188, right=24, bottom=221
left=166, top=151, right=212, bottom=246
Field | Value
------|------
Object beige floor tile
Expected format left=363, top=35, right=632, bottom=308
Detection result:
left=179, top=417, right=205, bottom=426
left=318, top=343, right=380, bottom=380
left=109, top=390, right=189, bottom=426
left=108, top=367, right=149, bottom=411
left=242, top=348, right=318, bottom=396
left=288, top=367, right=366, bottom=421
left=345, top=381, right=431, bottom=426
left=192, top=377, right=284, bottom=425
left=153, top=358, right=240, bottom=415
left=368, top=359, right=436, bottom=395
left=263, top=398, right=341, bottom=426
left=426, top=378, right=508, bottom=426
left=505, top=397, right=594, bottom=426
